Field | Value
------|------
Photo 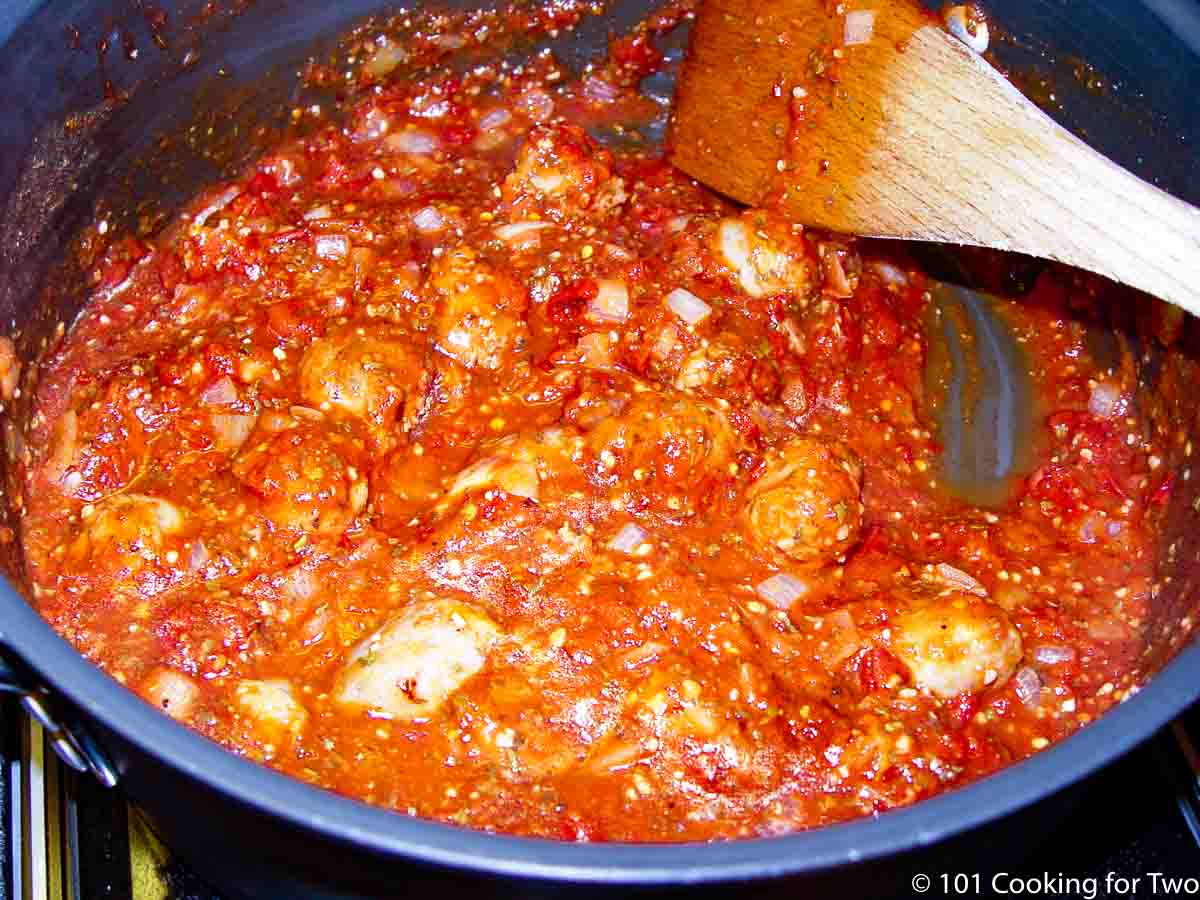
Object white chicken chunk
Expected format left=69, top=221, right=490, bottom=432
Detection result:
left=298, top=327, right=427, bottom=433
left=141, top=666, right=199, bottom=721
left=887, top=593, right=1023, bottom=699
left=501, top=124, right=626, bottom=222
left=430, top=248, right=528, bottom=371
left=69, top=493, right=184, bottom=576
left=336, top=598, right=500, bottom=720
left=712, top=213, right=812, bottom=299
left=235, top=678, right=308, bottom=745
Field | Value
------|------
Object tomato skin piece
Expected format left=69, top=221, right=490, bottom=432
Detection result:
left=854, top=647, right=909, bottom=695
left=546, top=279, right=598, bottom=325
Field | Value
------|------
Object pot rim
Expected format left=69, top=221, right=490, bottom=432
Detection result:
left=2, top=583, right=1196, bottom=884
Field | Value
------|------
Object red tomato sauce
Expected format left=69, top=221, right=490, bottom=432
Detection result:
left=17, top=6, right=1175, bottom=841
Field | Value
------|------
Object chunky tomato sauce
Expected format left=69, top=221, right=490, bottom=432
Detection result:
left=16, top=5, right=1176, bottom=841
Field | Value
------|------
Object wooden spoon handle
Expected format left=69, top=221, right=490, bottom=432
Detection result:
left=874, top=26, right=1200, bottom=318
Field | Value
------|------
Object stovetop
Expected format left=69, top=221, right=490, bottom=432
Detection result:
left=3, top=698, right=1198, bottom=899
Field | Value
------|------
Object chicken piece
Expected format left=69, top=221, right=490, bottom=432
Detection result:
left=298, top=326, right=427, bottom=434
left=235, top=678, right=309, bottom=746
left=744, top=438, right=863, bottom=565
left=430, top=248, right=528, bottom=371
left=887, top=591, right=1023, bottom=699
left=232, top=416, right=368, bottom=536
left=336, top=598, right=501, bottom=720
left=141, top=666, right=200, bottom=722
left=586, top=392, right=737, bottom=511
left=441, top=427, right=586, bottom=509
left=68, top=493, right=185, bottom=577
left=712, top=211, right=812, bottom=299
left=673, top=337, right=755, bottom=394
left=501, top=124, right=626, bottom=222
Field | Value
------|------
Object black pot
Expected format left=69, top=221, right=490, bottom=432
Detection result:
left=2, top=2, right=1200, bottom=897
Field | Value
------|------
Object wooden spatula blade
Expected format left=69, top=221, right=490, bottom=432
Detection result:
left=669, top=0, right=1200, bottom=316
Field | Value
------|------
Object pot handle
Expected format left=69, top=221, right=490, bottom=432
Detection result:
left=0, top=650, right=119, bottom=787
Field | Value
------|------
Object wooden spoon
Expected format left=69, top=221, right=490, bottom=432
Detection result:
left=669, top=0, right=1200, bottom=316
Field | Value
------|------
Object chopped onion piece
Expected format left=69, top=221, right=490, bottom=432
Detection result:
left=1088, top=381, right=1122, bottom=418
left=353, top=108, right=391, bottom=142
left=665, top=288, right=712, bottom=325
left=385, top=129, right=440, bottom=155
left=756, top=573, right=808, bottom=610
left=609, top=522, right=648, bottom=554
left=303, top=205, right=332, bottom=221
left=870, top=260, right=909, bottom=289
left=412, top=206, right=445, bottom=233
left=365, top=41, right=408, bottom=77
left=494, top=221, right=554, bottom=242
left=582, top=76, right=620, bottom=103
left=281, top=566, right=319, bottom=604
left=1013, top=666, right=1043, bottom=707
left=192, top=186, right=240, bottom=228
left=588, top=279, right=630, bottom=324
left=211, top=413, right=256, bottom=450
left=189, top=539, right=210, bottom=572
left=514, top=89, right=554, bottom=122
left=666, top=214, right=692, bottom=234
left=1033, top=644, right=1076, bottom=665
left=844, top=10, right=876, bottom=45
left=479, top=108, right=512, bottom=130
left=315, top=235, right=349, bottom=260
left=200, top=376, right=239, bottom=407
left=932, top=562, right=987, bottom=597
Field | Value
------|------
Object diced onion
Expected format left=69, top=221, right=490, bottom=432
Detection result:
left=870, top=260, right=909, bottom=289
left=844, top=10, right=876, bottom=46
left=514, top=89, right=554, bottom=122
left=588, top=279, right=630, bottom=324
left=479, top=108, right=512, bottom=130
left=385, top=129, right=440, bottom=155
left=494, top=221, right=554, bottom=242
left=1088, top=381, right=1122, bottom=418
left=365, top=41, right=408, bottom=78
left=200, top=376, right=239, bottom=406
left=281, top=566, right=319, bottom=604
left=823, top=607, right=861, bottom=664
left=192, top=186, right=240, bottom=228
left=932, top=562, right=987, bottom=597
left=609, top=522, right=648, bottom=554
left=211, top=413, right=256, bottom=449
left=303, top=205, right=332, bottom=221
left=666, top=215, right=692, bottom=234
left=189, top=539, right=210, bottom=572
left=1033, top=644, right=1076, bottom=665
left=582, top=76, right=620, bottom=103
left=1086, top=618, right=1131, bottom=642
left=665, top=288, right=712, bottom=325
left=1013, top=666, right=1043, bottom=707
left=756, top=573, right=808, bottom=610
left=352, top=107, right=391, bottom=142
left=315, top=235, right=349, bottom=260
left=576, top=332, right=616, bottom=369
left=412, top=206, right=445, bottom=233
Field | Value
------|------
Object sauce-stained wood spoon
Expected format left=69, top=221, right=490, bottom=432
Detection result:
left=669, top=0, right=1200, bottom=317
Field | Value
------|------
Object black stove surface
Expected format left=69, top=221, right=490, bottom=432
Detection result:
left=4, top=699, right=1198, bottom=899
